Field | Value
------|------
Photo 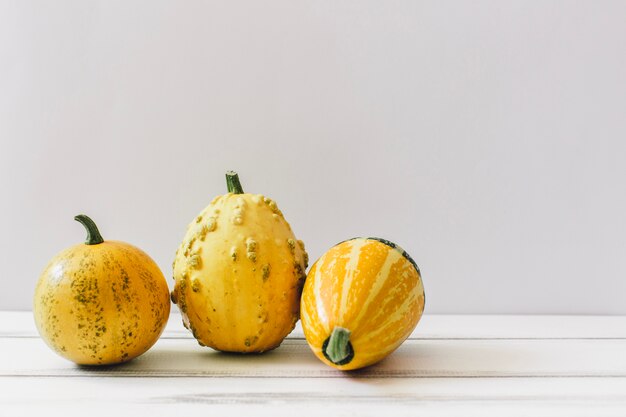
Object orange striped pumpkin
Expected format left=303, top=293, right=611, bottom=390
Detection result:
left=301, top=237, right=425, bottom=370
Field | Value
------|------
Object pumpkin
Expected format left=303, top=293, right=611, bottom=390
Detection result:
left=33, top=215, right=170, bottom=365
left=301, top=237, right=425, bottom=370
left=171, top=171, right=308, bottom=352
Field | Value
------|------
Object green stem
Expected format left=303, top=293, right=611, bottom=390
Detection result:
left=324, top=327, right=353, bottom=365
left=74, top=214, right=104, bottom=245
left=226, top=171, right=244, bottom=194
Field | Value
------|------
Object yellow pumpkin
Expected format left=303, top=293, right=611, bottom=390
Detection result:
left=301, top=237, right=425, bottom=370
left=33, top=215, right=171, bottom=365
left=171, top=171, right=308, bottom=352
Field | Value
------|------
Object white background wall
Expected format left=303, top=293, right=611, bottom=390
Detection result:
left=1, top=1, right=625, bottom=313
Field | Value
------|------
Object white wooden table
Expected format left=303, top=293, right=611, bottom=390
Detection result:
left=1, top=312, right=626, bottom=416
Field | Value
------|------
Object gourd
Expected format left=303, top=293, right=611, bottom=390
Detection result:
left=171, top=171, right=308, bottom=352
left=33, top=215, right=171, bottom=365
left=301, top=237, right=425, bottom=370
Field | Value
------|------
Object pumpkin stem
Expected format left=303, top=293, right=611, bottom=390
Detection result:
left=226, top=171, right=244, bottom=194
left=323, top=326, right=353, bottom=365
left=74, top=214, right=104, bottom=245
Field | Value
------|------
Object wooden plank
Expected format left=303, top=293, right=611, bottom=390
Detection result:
left=2, top=377, right=626, bottom=417
left=2, top=335, right=626, bottom=378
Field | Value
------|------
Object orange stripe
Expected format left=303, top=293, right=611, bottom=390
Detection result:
left=338, top=239, right=369, bottom=323
left=351, top=257, right=419, bottom=340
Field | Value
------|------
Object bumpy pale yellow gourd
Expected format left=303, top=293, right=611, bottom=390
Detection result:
left=301, top=237, right=425, bottom=370
left=171, top=171, right=308, bottom=352
left=33, top=215, right=171, bottom=365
